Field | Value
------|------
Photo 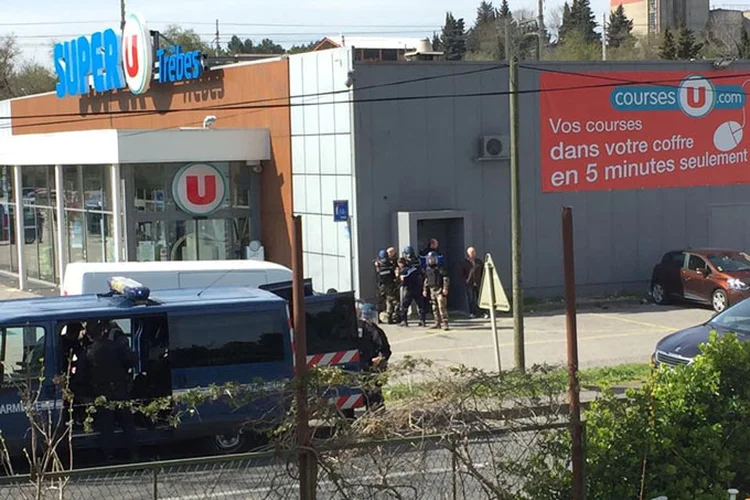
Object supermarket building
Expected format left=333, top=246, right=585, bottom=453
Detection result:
left=4, top=17, right=750, bottom=307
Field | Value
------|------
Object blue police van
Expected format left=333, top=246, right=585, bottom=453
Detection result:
left=0, top=278, right=361, bottom=457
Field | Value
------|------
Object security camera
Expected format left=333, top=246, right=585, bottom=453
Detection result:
left=345, top=71, right=355, bottom=88
left=203, top=115, right=217, bottom=129
left=252, top=164, right=263, bottom=173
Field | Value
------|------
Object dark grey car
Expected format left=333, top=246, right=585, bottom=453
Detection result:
left=653, top=298, right=750, bottom=367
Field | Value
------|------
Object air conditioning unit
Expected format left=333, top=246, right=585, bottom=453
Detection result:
left=478, top=135, right=510, bottom=161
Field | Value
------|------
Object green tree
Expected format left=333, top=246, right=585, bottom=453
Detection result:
left=498, top=0, right=512, bottom=19
left=607, top=5, right=634, bottom=49
left=288, top=40, right=319, bottom=54
left=161, top=25, right=214, bottom=54
left=559, top=0, right=599, bottom=43
left=0, top=36, right=17, bottom=100
left=676, top=24, right=702, bottom=59
left=549, top=29, right=601, bottom=60
left=468, top=1, right=501, bottom=57
left=431, top=32, right=442, bottom=51
left=11, top=63, right=55, bottom=96
left=227, top=35, right=245, bottom=54
left=737, top=27, right=750, bottom=58
left=659, top=28, right=677, bottom=59
left=440, top=12, right=467, bottom=61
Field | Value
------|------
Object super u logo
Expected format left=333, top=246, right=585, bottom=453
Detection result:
left=172, top=164, right=227, bottom=216
left=678, top=75, right=715, bottom=118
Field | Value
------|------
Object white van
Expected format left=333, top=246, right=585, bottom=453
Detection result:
left=61, top=260, right=293, bottom=296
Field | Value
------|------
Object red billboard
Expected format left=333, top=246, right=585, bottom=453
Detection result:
left=539, top=71, right=750, bottom=192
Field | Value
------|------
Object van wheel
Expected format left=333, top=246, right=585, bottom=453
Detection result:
left=652, top=282, right=668, bottom=305
left=211, top=430, right=247, bottom=455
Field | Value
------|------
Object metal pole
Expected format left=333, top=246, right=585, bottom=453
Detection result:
left=602, top=13, right=607, bottom=61
left=509, top=48, right=525, bottom=371
left=120, top=0, right=126, bottom=32
left=54, top=165, right=67, bottom=285
left=562, top=207, right=584, bottom=500
left=486, top=258, right=502, bottom=372
left=347, top=216, right=355, bottom=292
left=504, top=18, right=510, bottom=61
left=292, top=215, right=316, bottom=500
left=13, top=166, right=26, bottom=291
left=537, top=0, right=545, bottom=59
left=110, top=164, right=122, bottom=262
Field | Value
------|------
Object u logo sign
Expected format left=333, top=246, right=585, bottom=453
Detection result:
left=173, top=164, right=226, bottom=216
left=186, top=175, right=217, bottom=205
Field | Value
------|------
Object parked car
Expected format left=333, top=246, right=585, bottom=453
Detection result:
left=653, top=295, right=750, bottom=367
left=650, top=249, right=750, bottom=313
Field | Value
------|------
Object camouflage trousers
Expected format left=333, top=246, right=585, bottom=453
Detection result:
left=428, top=287, right=449, bottom=327
left=378, top=284, right=399, bottom=323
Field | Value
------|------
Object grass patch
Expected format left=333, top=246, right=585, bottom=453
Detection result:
left=384, top=363, right=651, bottom=402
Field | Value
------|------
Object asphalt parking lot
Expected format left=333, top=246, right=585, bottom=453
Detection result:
left=383, top=303, right=715, bottom=370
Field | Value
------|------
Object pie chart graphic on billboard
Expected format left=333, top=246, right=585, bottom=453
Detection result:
left=713, top=121, right=743, bottom=152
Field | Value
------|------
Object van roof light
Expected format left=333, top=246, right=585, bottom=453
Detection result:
left=108, top=276, right=150, bottom=301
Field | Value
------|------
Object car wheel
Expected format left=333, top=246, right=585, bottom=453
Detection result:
left=211, top=430, right=247, bottom=455
left=712, top=289, right=729, bottom=313
left=652, top=282, right=668, bottom=305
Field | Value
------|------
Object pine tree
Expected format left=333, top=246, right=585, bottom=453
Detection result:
left=571, top=0, right=600, bottom=42
left=227, top=35, right=244, bottom=54
left=432, top=32, right=443, bottom=51
left=676, top=24, right=702, bottom=59
left=441, top=12, right=467, bottom=61
left=476, top=1, right=497, bottom=25
left=607, top=5, right=634, bottom=48
left=559, top=2, right=573, bottom=41
left=659, top=28, right=677, bottom=59
left=498, top=0, right=512, bottom=19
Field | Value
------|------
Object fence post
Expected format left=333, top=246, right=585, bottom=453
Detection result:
left=451, top=442, right=458, bottom=500
left=153, top=467, right=158, bottom=500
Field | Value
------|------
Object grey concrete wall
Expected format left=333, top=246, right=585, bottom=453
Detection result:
left=352, top=60, right=750, bottom=301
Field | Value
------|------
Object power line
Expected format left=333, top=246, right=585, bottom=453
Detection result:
left=5, top=66, right=750, bottom=128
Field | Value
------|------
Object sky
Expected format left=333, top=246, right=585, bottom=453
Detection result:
left=0, top=0, right=613, bottom=68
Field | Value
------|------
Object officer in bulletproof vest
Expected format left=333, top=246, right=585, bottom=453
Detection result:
left=423, top=251, right=450, bottom=331
left=358, top=304, right=392, bottom=409
left=397, top=256, right=427, bottom=327
left=375, top=249, right=399, bottom=324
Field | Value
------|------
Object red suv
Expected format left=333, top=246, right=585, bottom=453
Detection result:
left=651, top=249, right=750, bottom=313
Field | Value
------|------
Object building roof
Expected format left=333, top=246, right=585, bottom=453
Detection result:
left=314, top=36, right=425, bottom=51
left=0, top=128, right=270, bottom=166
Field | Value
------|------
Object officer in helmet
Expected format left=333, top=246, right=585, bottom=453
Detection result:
left=374, top=249, right=399, bottom=324
left=358, top=303, right=391, bottom=409
left=423, top=251, right=450, bottom=330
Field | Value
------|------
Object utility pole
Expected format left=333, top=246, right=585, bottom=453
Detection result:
left=215, top=19, right=221, bottom=54
left=602, top=13, right=608, bottom=61
left=508, top=38, right=526, bottom=372
left=537, top=0, right=545, bottom=60
left=504, top=17, right=511, bottom=61
left=120, top=0, right=126, bottom=32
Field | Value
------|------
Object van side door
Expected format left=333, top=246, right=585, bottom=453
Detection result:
left=0, top=324, right=53, bottom=455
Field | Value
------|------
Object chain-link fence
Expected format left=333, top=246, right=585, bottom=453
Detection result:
left=0, top=423, right=569, bottom=500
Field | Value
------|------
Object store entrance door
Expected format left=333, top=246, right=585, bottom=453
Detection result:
left=135, top=217, right=251, bottom=262
left=170, top=219, right=229, bottom=261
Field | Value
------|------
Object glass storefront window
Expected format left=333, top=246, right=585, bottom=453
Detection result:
left=21, top=166, right=57, bottom=282
left=134, top=164, right=167, bottom=213
left=0, top=167, right=16, bottom=273
left=231, top=163, right=251, bottom=208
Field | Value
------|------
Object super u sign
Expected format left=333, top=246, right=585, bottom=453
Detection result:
left=53, top=13, right=203, bottom=98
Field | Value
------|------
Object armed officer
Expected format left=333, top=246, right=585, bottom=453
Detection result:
left=423, top=251, right=450, bottom=331
left=375, top=249, right=399, bottom=324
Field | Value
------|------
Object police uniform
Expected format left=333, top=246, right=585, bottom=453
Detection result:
left=399, top=260, right=426, bottom=326
left=375, top=255, right=399, bottom=323
left=423, top=254, right=450, bottom=330
left=358, top=306, right=392, bottom=409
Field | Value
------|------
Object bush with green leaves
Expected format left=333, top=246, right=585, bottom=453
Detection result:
left=530, top=332, right=750, bottom=499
